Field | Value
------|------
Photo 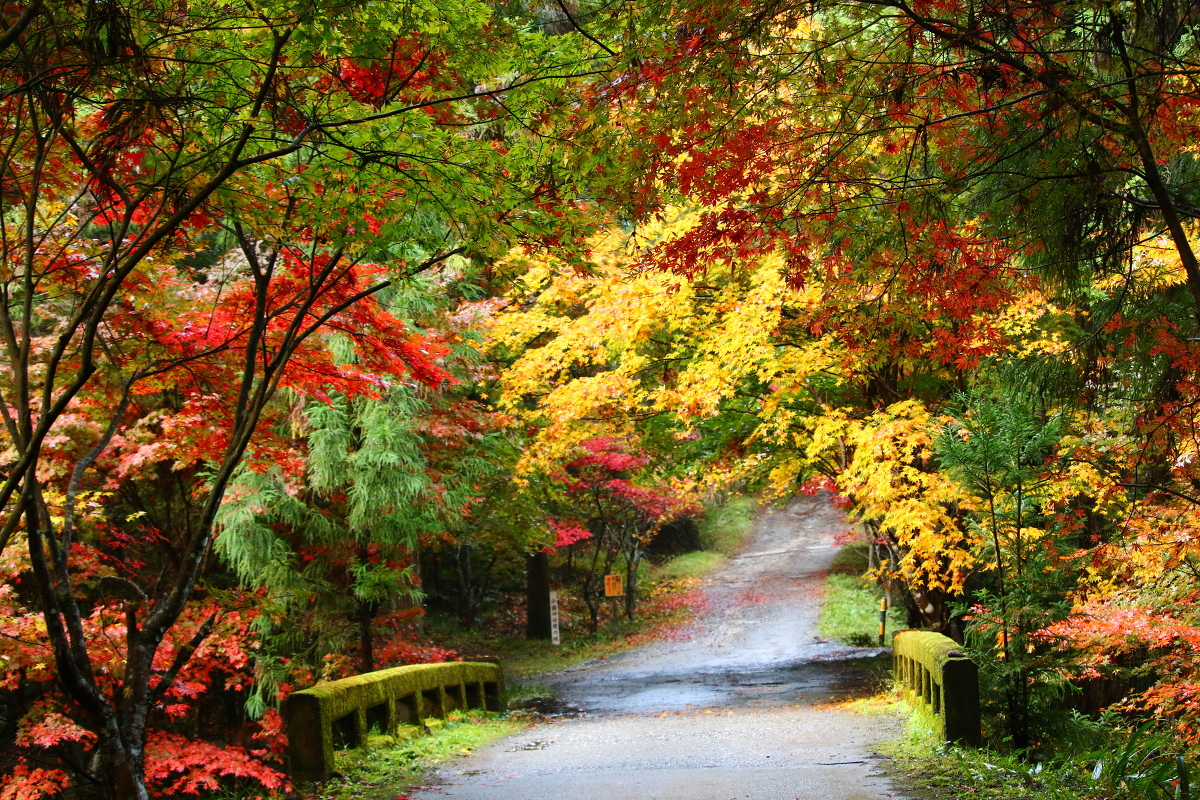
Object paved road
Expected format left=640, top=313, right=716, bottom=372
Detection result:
left=411, top=495, right=909, bottom=800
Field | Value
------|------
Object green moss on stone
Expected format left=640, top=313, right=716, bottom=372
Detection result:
left=286, top=661, right=504, bottom=783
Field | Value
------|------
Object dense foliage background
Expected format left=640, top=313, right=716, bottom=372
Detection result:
left=3, top=0, right=1200, bottom=797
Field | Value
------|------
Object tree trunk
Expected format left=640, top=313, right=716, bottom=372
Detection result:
left=623, top=550, right=639, bottom=620
left=358, top=600, right=376, bottom=673
left=102, top=734, right=150, bottom=800
left=455, top=543, right=475, bottom=629
left=525, top=552, right=552, bottom=639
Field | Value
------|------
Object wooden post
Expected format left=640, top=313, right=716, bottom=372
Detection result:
left=526, top=552, right=552, bottom=639
left=942, top=658, right=982, bottom=746
left=878, top=595, right=887, bottom=646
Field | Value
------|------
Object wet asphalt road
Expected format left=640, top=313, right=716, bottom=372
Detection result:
left=410, top=495, right=909, bottom=800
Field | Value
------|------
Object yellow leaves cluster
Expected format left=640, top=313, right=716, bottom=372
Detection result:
left=488, top=211, right=977, bottom=600
left=832, top=401, right=979, bottom=594
left=1102, top=231, right=1196, bottom=293
left=487, top=211, right=1036, bottom=600
left=994, top=288, right=1072, bottom=358
left=759, top=401, right=977, bottom=594
left=487, top=210, right=846, bottom=480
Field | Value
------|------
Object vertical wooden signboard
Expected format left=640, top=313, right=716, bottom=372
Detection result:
left=549, top=590, right=561, bottom=646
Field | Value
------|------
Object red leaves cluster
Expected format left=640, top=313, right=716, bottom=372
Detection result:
left=337, top=37, right=446, bottom=109
left=541, top=437, right=698, bottom=554
left=1043, top=601, right=1200, bottom=740
left=16, top=713, right=97, bottom=750
left=798, top=475, right=851, bottom=509
left=0, top=767, right=70, bottom=800
left=558, top=437, right=664, bottom=514
left=145, top=731, right=287, bottom=797
left=546, top=520, right=594, bottom=552
left=577, top=435, right=649, bottom=472
left=54, top=238, right=451, bottom=486
left=0, top=590, right=289, bottom=798
left=372, top=638, right=459, bottom=671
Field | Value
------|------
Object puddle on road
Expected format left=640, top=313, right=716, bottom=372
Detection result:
left=556, top=653, right=892, bottom=716
left=507, top=694, right=589, bottom=722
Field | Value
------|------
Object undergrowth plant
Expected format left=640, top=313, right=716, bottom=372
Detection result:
left=936, top=392, right=1078, bottom=751
left=1089, top=722, right=1193, bottom=800
left=892, top=701, right=1195, bottom=800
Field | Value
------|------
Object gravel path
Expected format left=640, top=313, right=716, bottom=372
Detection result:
left=410, top=494, right=910, bottom=800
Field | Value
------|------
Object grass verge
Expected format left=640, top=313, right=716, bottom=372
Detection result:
left=888, top=746, right=1101, bottom=800
left=298, top=710, right=521, bottom=800
left=698, top=495, right=757, bottom=554
left=879, top=695, right=1094, bottom=800
left=653, top=550, right=727, bottom=580
left=882, top=695, right=1197, bottom=800
left=818, top=544, right=906, bottom=646
left=884, top=714, right=1106, bottom=800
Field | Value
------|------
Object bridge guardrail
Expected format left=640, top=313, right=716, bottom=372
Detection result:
left=893, top=630, right=981, bottom=746
left=284, top=660, right=504, bottom=782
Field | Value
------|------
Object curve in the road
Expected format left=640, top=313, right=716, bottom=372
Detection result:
left=411, top=494, right=910, bottom=800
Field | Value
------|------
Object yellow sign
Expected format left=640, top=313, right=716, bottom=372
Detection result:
left=604, top=574, right=623, bottom=597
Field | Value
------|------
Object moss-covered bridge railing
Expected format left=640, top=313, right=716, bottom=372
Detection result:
left=284, top=660, right=505, bottom=782
left=894, top=630, right=981, bottom=746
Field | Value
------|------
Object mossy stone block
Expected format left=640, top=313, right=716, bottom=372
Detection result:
left=893, top=630, right=980, bottom=747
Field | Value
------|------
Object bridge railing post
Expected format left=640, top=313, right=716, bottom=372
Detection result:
left=893, top=630, right=981, bottom=747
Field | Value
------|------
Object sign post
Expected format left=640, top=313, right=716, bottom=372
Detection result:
left=549, top=590, right=561, bottom=646
left=879, top=595, right=888, bottom=646
left=604, top=574, right=623, bottom=628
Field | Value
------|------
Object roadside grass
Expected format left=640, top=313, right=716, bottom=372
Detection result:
left=815, top=690, right=1085, bottom=799
left=884, top=713, right=1103, bottom=800
left=653, top=550, right=727, bottom=580
left=818, top=544, right=906, bottom=646
left=698, top=495, right=757, bottom=554
left=882, top=694, right=1200, bottom=800
left=503, top=682, right=556, bottom=709
left=829, top=542, right=870, bottom=575
left=889, top=747, right=1101, bottom=800
left=877, top=694, right=1085, bottom=800
left=298, top=710, right=521, bottom=800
